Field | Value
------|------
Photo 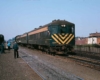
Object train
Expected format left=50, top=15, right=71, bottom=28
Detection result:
left=16, top=19, right=75, bottom=55
left=0, top=34, right=8, bottom=50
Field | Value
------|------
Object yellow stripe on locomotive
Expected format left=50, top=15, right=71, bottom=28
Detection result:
left=51, top=34, right=74, bottom=44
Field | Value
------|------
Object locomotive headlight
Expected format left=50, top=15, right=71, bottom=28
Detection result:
left=63, top=25, right=65, bottom=27
left=19, top=41, right=21, bottom=42
left=61, top=25, right=66, bottom=27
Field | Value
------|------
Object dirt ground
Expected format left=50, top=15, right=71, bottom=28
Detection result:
left=1, top=47, right=100, bottom=80
left=0, top=50, right=42, bottom=80
left=19, top=47, right=100, bottom=80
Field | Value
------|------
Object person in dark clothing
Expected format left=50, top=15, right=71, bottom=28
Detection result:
left=7, top=42, right=11, bottom=51
left=1, top=42, right=5, bottom=53
left=13, top=42, right=19, bottom=58
left=0, top=43, right=2, bottom=53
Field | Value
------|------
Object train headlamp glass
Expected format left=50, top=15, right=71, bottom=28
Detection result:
left=61, top=25, right=66, bottom=27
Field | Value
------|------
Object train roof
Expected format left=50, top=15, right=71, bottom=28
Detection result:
left=28, top=19, right=75, bottom=33
left=43, top=19, right=75, bottom=26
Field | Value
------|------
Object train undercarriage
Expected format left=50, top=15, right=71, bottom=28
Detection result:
left=20, top=43, right=75, bottom=56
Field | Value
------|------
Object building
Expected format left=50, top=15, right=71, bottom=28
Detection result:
left=89, top=32, right=100, bottom=37
left=75, top=37, right=88, bottom=45
left=75, top=32, right=100, bottom=45
left=88, top=32, right=100, bottom=45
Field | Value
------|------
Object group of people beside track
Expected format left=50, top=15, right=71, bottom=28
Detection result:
left=0, top=41, right=19, bottom=59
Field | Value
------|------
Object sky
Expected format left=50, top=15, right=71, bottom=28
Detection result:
left=0, top=0, right=100, bottom=40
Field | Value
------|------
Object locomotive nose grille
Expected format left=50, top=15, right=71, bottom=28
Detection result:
left=51, top=34, right=74, bottom=44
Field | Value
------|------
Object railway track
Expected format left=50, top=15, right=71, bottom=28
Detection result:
left=36, top=49, right=100, bottom=71
left=75, top=50, right=100, bottom=60
left=43, top=51, right=100, bottom=71
left=20, top=46, right=100, bottom=71
left=68, top=55, right=100, bottom=71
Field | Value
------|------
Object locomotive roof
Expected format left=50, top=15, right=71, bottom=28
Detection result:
left=28, top=19, right=75, bottom=33
left=43, top=19, right=75, bottom=27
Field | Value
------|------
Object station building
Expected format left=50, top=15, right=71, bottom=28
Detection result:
left=75, top=32, right=100, bottom=45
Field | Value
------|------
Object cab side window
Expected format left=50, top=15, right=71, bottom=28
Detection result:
left=71, top=26, right=74, bottom=33
left=68, top=26, right=74, bottom=33
left=51, top=27, right=58, bottom=34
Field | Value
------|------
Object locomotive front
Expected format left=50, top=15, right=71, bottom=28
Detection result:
left=48, top=20, right=75, bottom=54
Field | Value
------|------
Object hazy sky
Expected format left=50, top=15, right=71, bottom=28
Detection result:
left=0, top=0, right=100, bottom=40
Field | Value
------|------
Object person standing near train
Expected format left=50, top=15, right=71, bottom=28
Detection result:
left=0, top=42, right=5, bottom=53
left=0, top=34, right=5, bottom=53
left=7, top=42, right=11, bottom=51
left=13, top=41, right=19, bottom=59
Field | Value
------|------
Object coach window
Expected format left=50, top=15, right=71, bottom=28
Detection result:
left=35, top=34, right=37, bottom=39
left=34, top=34, right=36, bottom=39
left=40, top=32, right=42, bottom=36
left=45, top=31, right=47, bottom=35
left=30, top=35, right=33, bottom=39
left=38, top=33, right=40, bottom=38
left=30, top=35, right=31, bottom=39
left=24, top=37, right=26, bottom=40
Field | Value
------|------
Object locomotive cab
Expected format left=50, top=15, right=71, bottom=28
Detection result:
left=60, top=25, right=75, bottom=34
left=48, top=24, right=75, bottom=46
left=60, top=25, right=75, bottom=45
left=48, top=24, right=75, bottom=55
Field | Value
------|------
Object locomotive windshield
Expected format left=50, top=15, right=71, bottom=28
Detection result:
left=61, top=27, right=66, bottom=33
left=60, top=25, right=74, bottom=33
left=51, top=26, right=58, bottom=34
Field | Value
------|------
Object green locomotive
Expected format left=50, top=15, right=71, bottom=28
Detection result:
left=16, top=19, right=75, bottom=55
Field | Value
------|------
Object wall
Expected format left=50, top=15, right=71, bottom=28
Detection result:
left=87, top=37, right=97, bottom=44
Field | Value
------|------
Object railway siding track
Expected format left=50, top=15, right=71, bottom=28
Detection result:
left=68, top=55, right=100, bottom=71
left=75, top=50, right=100, bottom=60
